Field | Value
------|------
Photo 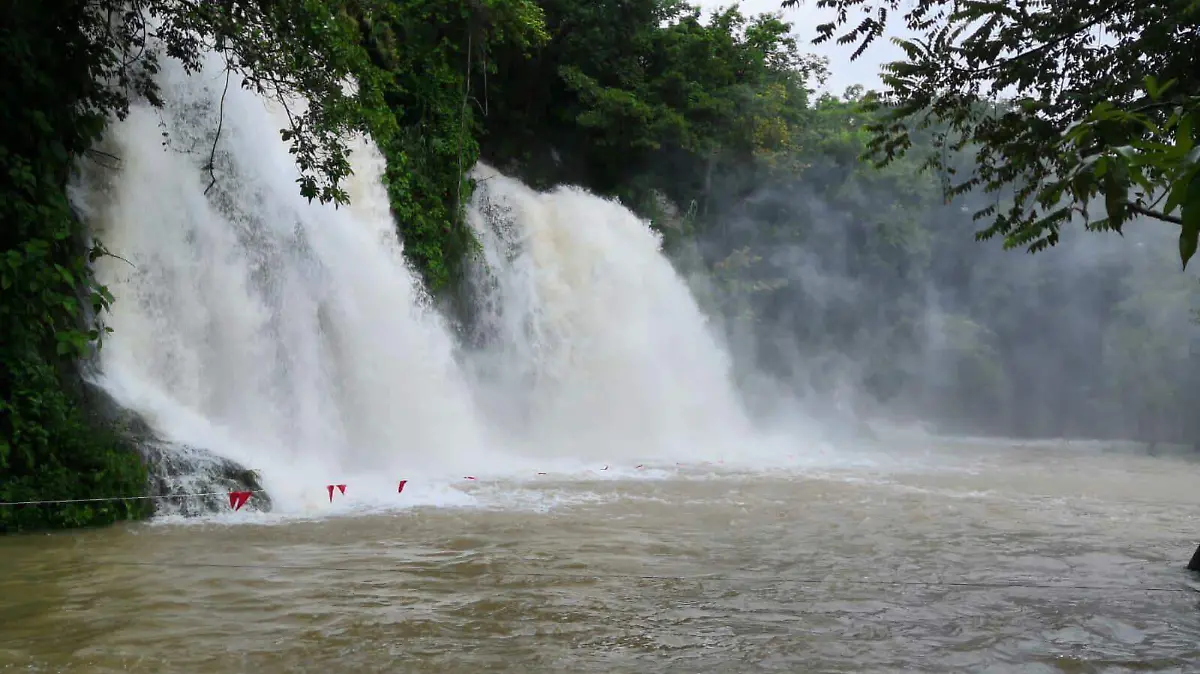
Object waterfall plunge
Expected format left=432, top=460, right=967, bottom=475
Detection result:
left=72, top=48, right=781, bottom=514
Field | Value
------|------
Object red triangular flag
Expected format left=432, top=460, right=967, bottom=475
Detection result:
left=336, top=484, right=346, bottom=495
left=397, top=480, right=408, bottom=493
left=326, top=484, right=335, bottom=502
left=228, top=491, right=252, bottom=511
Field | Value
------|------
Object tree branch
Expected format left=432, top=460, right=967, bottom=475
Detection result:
left=204, top=67, right=232, bottom=196
left=951, top=12, right=1116, bottom=79
left=1130, top=203, right=1183, bottom=225
left=84, top=148, right=122, bottom=169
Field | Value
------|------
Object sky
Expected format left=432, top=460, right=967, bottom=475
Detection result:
left=695, top=0, right=907, bottom=95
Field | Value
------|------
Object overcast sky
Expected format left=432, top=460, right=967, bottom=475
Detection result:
left=694, top=0, right=908, bottom=95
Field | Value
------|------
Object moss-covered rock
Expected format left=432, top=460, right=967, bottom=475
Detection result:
left=80, top=381, right=272, bottom=517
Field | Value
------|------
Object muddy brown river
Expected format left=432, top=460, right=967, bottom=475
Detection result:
left=3, top=438, right=1199, bottom=673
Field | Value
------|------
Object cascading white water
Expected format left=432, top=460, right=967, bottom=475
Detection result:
left=70, top=45, right=788, bottom=515
left=71, top=50, right=493, bottom=510
left=464, top=164, right=756, bottom=462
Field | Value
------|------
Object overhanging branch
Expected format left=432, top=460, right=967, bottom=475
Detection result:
left=1129, top=203, right=1183, bottom=225
left=203, top=66, right=232, bottom=196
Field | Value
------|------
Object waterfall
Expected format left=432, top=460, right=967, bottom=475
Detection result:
left=70, top=46, right=785, bottom=516
left=71, top=50, right=492, bottom=511
left=465, top=164, right=754, bottom=462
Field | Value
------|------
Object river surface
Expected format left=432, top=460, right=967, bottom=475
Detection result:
left=3, top=438, right=1200, bottom=673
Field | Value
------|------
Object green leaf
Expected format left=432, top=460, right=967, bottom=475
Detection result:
left=1103, top=166, right=1128, bottom=225
left=1144, top=75, right=1161, bottom=100
left=1164, top=164, right=1199, bottom=215
left=1181, top=174, right=1200, bottom=269
left=1178, top=112, right=1195, bottom=155
left=1180, top=172, right=1200, bottom=267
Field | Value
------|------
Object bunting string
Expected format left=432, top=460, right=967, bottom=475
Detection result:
left=0, top=460, right=743, bottom=509
left=0, top=490, right=268, bottom=507
left=4, top=464, right=1198, bottom=592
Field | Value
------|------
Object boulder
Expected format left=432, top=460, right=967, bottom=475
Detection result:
left=80, top=379, right=271, bottom=516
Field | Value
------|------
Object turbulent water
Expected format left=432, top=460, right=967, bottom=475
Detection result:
left=2, top=440, right=1200, bottom=672
left=465, top=164, right=756, bottom=461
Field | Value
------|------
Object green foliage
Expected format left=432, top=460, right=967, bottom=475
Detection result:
left=352, top=0, right=548, bottom=292
left=74, top=0, right=380, bottom=206
left=783, top=0, right=1200, bottom=266
left=1, top=1, right=150, bottom=532
left=1057, top=82, right=1200, bottom=268
left=479, top=0, right=826, bottom=216
left=0, top=356, right=152, bottom=532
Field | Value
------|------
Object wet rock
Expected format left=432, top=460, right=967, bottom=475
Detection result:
left=1188, top=543, right=1200, bottom=572
left=80, top=380, right=272, bottom=516
left=140, top=442, right=272, bottom=516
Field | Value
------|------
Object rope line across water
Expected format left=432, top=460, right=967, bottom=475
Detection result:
left=80, top=559, right=1200, bottom=594
left=0, top=464, right=689, bottom=506
left=5, top=485, right=1197, bottom=595
left=0, top=490, right=268, bottom=506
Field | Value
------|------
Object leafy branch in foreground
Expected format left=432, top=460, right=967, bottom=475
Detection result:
left=780, top=0, right=1200, bottom=265
left=87, top=0, right=382, bottom=205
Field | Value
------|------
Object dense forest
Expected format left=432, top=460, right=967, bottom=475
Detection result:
left=1, top=0, right=1197, bottom=530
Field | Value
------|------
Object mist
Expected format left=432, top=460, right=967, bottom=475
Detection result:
left=667, top=137, right=1200, bottom=450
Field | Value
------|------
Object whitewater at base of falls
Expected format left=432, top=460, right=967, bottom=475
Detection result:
left=69, top=48, right=821, bottom=518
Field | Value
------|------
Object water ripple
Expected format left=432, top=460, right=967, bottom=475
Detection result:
left=3, top=444, right=1200, bottom=672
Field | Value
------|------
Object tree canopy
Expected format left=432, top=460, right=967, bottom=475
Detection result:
left=781, top=0, right=1200, bottom=266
